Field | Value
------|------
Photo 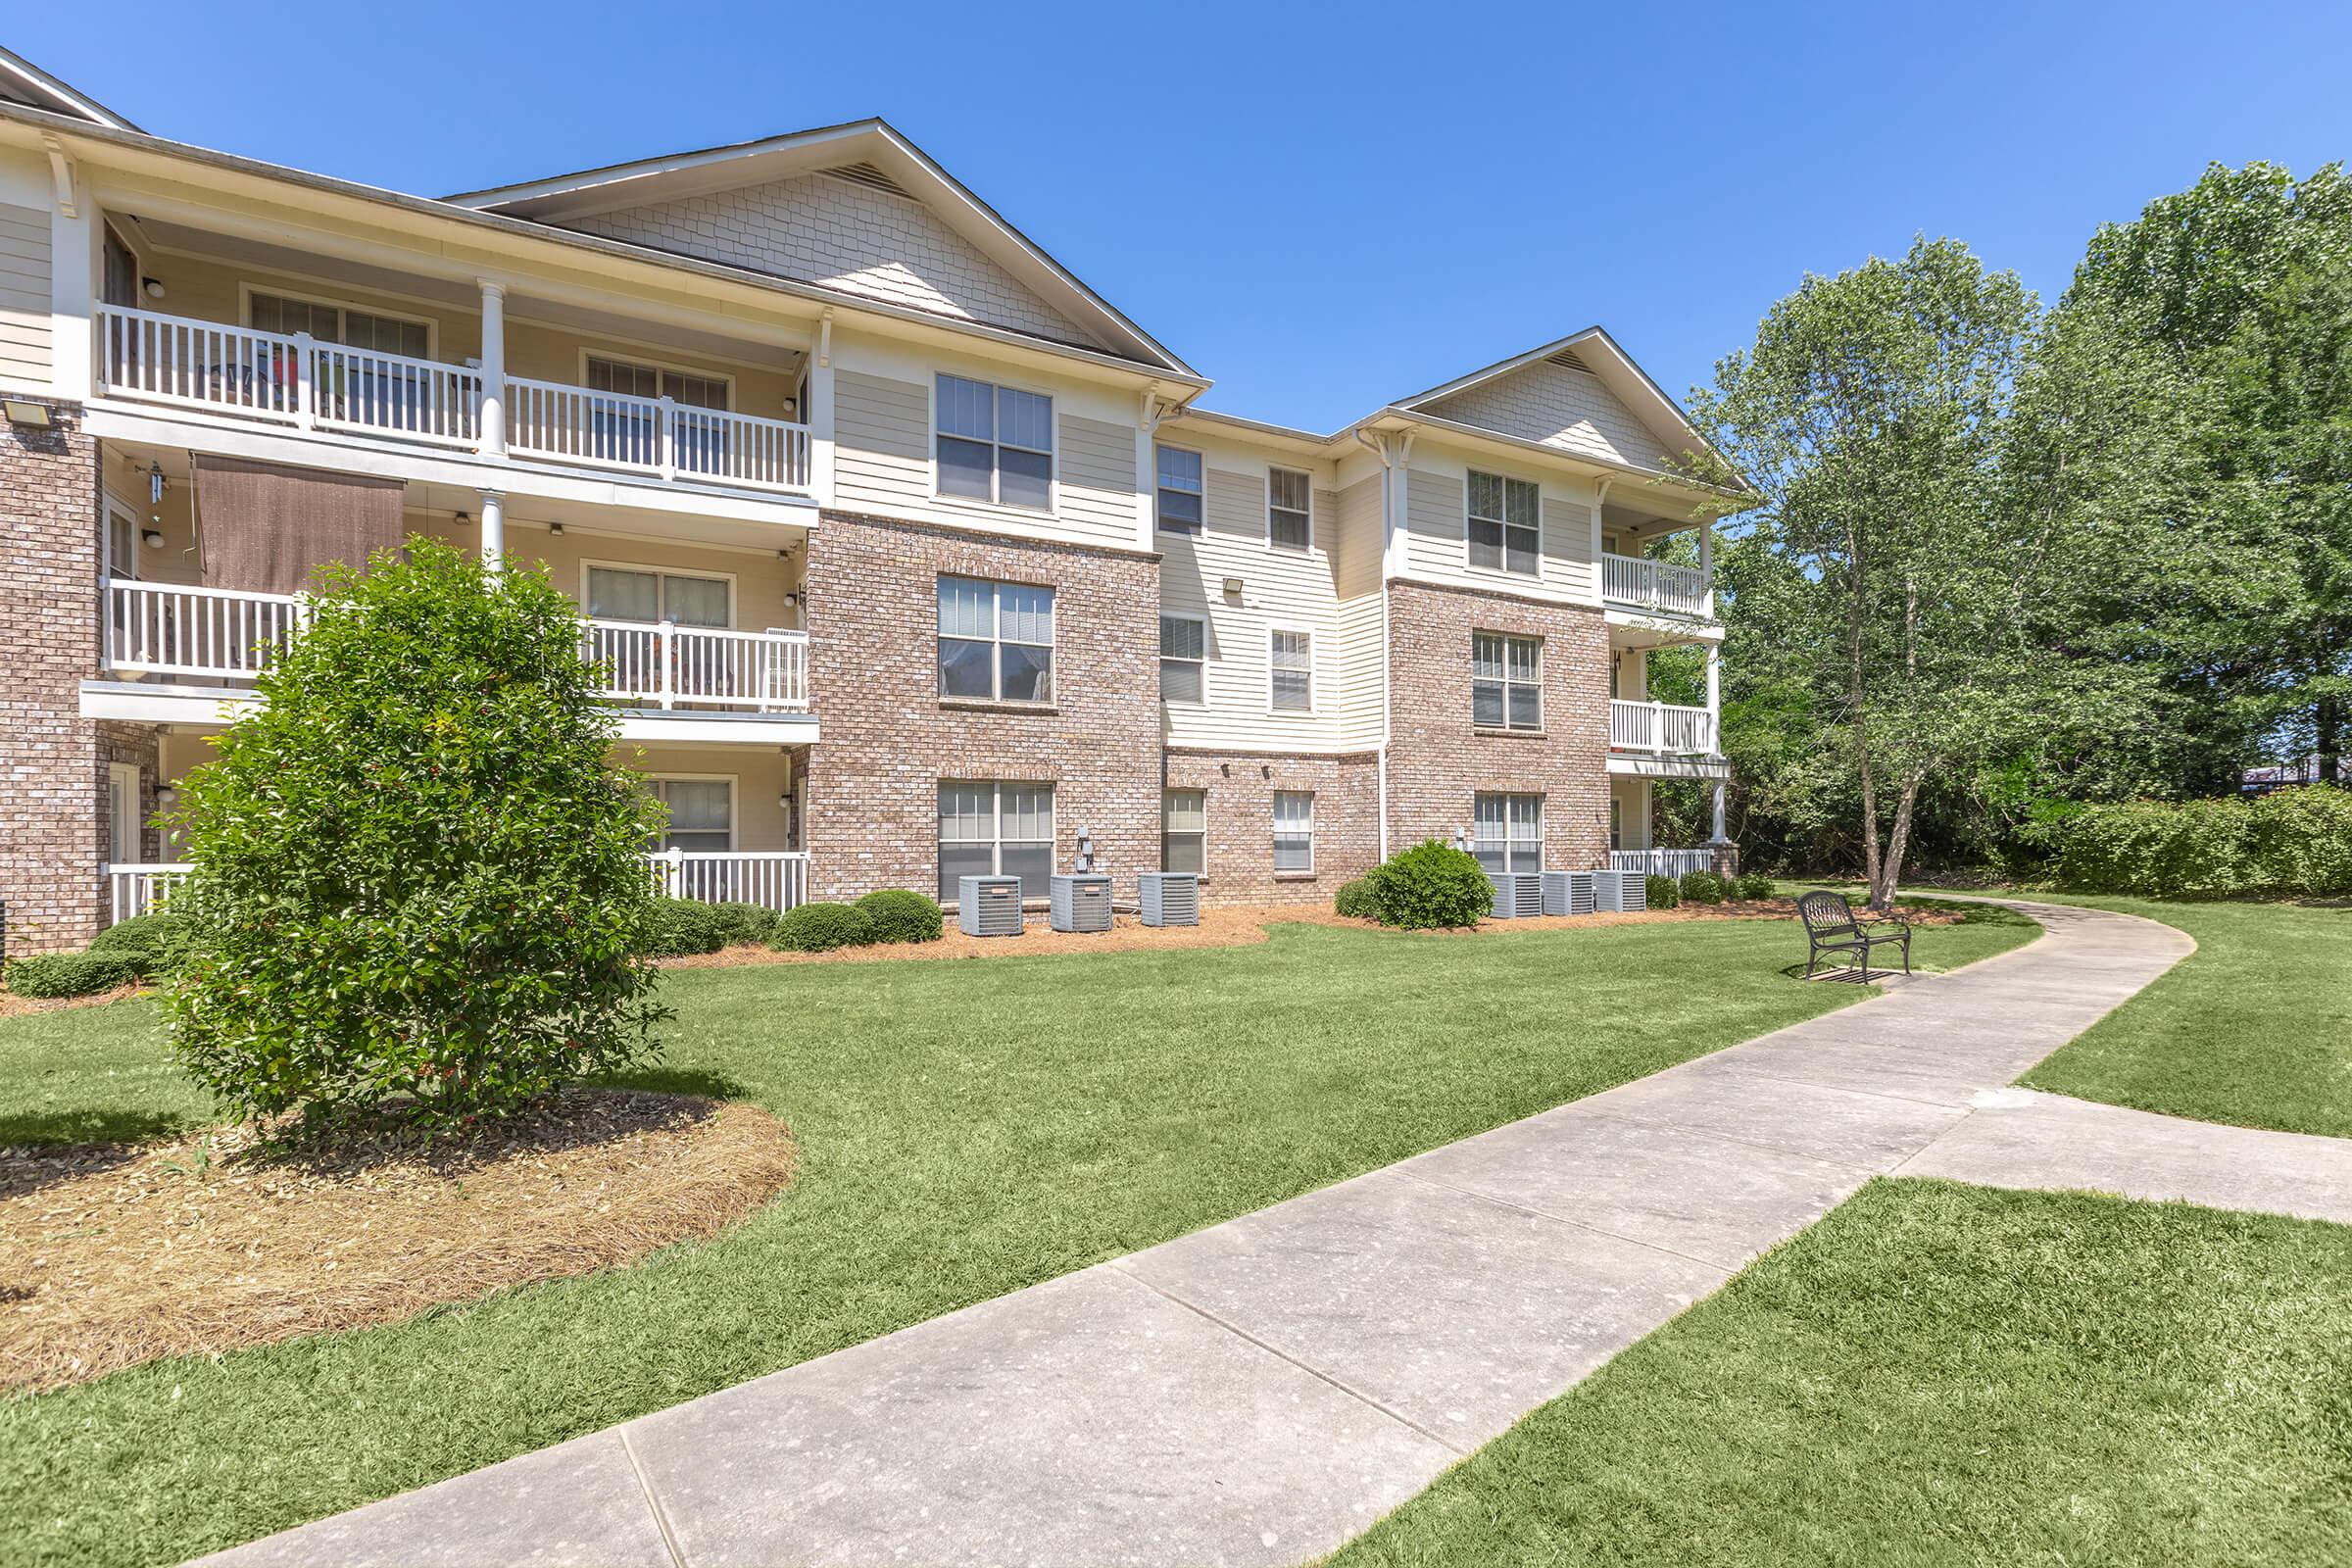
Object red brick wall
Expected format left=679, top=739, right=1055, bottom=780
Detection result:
left=1, top=401, right=107, bottom=954
left=1162, top=749, right=1380, bottom=905
left=1383, top=579, right=1612, bottom=870
left=801, top=511, right=1162, bottom=904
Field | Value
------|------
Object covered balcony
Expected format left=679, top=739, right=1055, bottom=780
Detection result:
left=1596, top=495, right=1716, bottom=619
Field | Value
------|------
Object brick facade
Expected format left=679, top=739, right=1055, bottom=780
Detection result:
left=1162, top=749, right=1380, bottom=904
left=801, top=511, right=1162, bottom=905
left=0, top=400, right=107, bottom=955
left=1382, top=578, right=1613, bottom=871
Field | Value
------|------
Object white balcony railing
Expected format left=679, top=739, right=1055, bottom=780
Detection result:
left=1601, top=553, right=1711, bottom=617
left=1609, top=849, right=1718, bottom=878
left=99, top=855, right=811, bottom=929
left=583, top=619, right=810, bottom=711
left=94, top=304, right=812, bottom=498
left=105, top=579, right=308, bottom=679
left=99, top=582, right=809, bottom=713
left=1609, top=698, right=1718, bottom=755
left=506, top=377, right=812, bottom=494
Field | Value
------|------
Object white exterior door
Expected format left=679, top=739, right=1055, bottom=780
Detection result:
left=107, top=762, right=143, bottom=863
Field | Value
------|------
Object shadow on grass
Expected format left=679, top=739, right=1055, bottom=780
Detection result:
left=596, top=1065, right=759, bottom=1102
left=0, top=1106, right=195, bottom=1150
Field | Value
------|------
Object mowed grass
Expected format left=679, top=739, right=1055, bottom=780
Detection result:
left=1328, top=1179, right=2352, bottom=1568
left=0, top=913, right=2033, bottom=1567
left=2013, top=894, right=2352, bottom=1138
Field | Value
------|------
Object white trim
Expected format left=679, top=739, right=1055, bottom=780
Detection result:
left=107, top=760, right=143, bottom=863
left=1157, top=610, right=1208, bottom=708
left=1272, top=789, right=1315, bottom=876
left=103, top=493, right=140, bottom=581
left=646, top=771, right=737, bottom=851
left=930, top=371, right=1058, bottom=516
left=1464, top=466, right=1543, bottom=580
left=1153, top=440, right=1204, bottom=537
left=578, top=558, right=739, bottom=628
left=937, top=778, right=1057, bottom=899
left=1266, top=623, right=1315, bottom=716
left=576, top=346, right=738, bottom=410
left=1472, top=629, right=1544, bottom=732
left=0, top=46, right=139, bottom=131
left=1265, top=464, right=1312, bottom=552
left=239, top=281, right=439, bottom=361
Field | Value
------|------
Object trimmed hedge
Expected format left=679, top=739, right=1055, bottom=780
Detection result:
left=1366, top=840, right=1494, bottom=930
left=1679, top=870, right=1728, bottom=906
left=1645, top=874, right=1681, bottom=909
left=86, top=910, right=192, bottom=976
left=1334, top=877, right=1386, bottom=922
left=2054, top=789, right=2352, bottom=898
left=706, top=902, right=785, bottom=949
left=641, top=898, right=732, bottom=957
left=8, top=952, right=146, bottom=999
left=1734, top=870, right=1776, bottom=901
left=857, top=889, right=945, bottom=945
left=774, top=901, right=875, bottom=953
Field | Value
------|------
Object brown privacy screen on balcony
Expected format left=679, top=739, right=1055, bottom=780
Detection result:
left=193, top=456, right=407, bottom=594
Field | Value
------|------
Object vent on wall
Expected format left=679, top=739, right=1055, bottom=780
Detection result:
left=1545, top=348, right=1592, bottom=373
left=821, top=163, right=914, bottom=200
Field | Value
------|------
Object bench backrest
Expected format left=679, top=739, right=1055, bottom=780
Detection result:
left=1795, top=890, right=1859, bottom=936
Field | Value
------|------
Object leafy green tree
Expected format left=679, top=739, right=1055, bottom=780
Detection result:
left=167, top=538, right=670, bottom=1135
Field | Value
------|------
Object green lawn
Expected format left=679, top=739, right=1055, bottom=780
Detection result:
left=2013, top=894, right=2352, bottom=1139
left=0, top=912, right=2033, bottom=1568
left=1328, top=1179, right=2352, bottom=1568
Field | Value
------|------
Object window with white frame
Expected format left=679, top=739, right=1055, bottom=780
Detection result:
left=651, top=777, right=732, bottom=854
left=1472, top=632, right=1544, bottom=730
left=1267, top=466, right=1311, bottom=551
left=586, top=355, right=730, bottom=411
left=106, top=761, right=142, bottom=863
left=939, top=576, right=1054, bottom=702
left=1270, top=630, right=1312, bottom=712
left=1610, top=796, right=1623, bottom=852
left=1156, top=444, right=1203, bottom=535
left=1468, top=470, right=1541, bottom=576
left=1162, top=789, right=1206, bottom=873
left=937, top=374, right=1053, bottom=510
left=938, top=781, right=1054, bottom=903
left=1273, top=791, right=1314, bottom=873
left=105, top=500, right=138, bottom=582
left=1159, top=613, right=1205, bottom=704
left=249, top=290, right=429, bottom=359
left=1472, top=793, right=1544, bottom=872
left=586, top=564, right=731, bottom=628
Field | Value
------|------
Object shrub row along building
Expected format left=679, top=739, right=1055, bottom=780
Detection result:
left=0, top=47, right=1741, bottom=952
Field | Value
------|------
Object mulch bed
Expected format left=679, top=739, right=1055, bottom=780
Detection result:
left=0, top=1088, right=796, bottom=1393
left=0, top=983, right=147, bottom=1019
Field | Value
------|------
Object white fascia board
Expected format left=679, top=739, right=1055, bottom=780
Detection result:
left=81, top=681, right=821, bottom=746
left=614, top=711, right=819, bottom=745
left=1356, top=407, right=1744, bottom=514
left=1606, top=754, right=1732, bottom=780
left=1604, top=610, right=1725, bottom=643
left=0, top=47, right=140, bottom=132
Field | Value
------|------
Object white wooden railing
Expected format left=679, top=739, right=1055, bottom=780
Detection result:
left=583, top=619, right=810, bottom=711
left=1609, top=849, right=1718, bottom=877
left=309, top=341, right=483, bottom=448
left=507, top=377, right=811, bottom=493
left=648, top=850, right=810, bottom=912
left=105, top=579, right=307, bottom=678
left=1609, top=698, right=1719, bottom=755
left=1601, top=553, right=1711, bottom=617
left=104, top=862, right=191, bottom=924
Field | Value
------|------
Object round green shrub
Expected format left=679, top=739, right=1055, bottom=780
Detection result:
left=1679, top=870, right=1728, bottom=906
left=8, top=952, right=146, bottom=999
left=774, top=901, right=876, bottom=953
left=640, top=898, right=731, bottom=957
left=1333, top=877, right=1386, bottom=922
left=856, top=889, right=944, bottom=944
left=1644, top=874, right=1681, bottom=909
left=1734, top=871, right=1777, bottom=901
left=165, top=538, right=669, bottom=1137
left=87, top=910, right=193, bottom=976
left=707, top=901, right=785, bottom=948
left=1365, top=841, right=1493, bottom=929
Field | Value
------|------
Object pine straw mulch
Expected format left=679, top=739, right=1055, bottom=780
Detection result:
left=662, top=896, right=1980, bottom=968
left=0, top=982, right=147, bottom=1018
left=0, top=1088, right=796, bottom=1393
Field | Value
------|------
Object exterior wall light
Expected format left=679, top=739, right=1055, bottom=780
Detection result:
left=2, top=399, right=50, bottom=427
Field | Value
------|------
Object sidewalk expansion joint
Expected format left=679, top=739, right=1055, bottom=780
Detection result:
left=619, top=1427, right=690, bottom=1568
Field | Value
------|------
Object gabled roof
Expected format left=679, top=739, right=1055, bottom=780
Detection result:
left=446, top=119, right=1194, bottom=377
left=1396, top=325, right=1745, bottom=490
left=0, top=46, right=138, bottom=132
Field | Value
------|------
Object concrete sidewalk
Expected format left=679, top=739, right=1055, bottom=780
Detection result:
left=199, top=900, right=2351, bottom=1568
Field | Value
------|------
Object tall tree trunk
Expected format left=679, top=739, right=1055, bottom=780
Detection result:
left=1874, top=771, right=1924, bottom=908
left=1848, top=553, right=1881, bottom=898
left=2319, top=680, right=2343, bottom=790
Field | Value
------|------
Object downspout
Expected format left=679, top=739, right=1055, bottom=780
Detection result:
left=1354, top=426, right=1408, bottom=861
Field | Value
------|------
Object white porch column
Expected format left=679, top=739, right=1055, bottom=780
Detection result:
left=1705, top=640, right=1722, bottom=747
left=46, top=140, right=94, bottom=403
left=1698, top=513, right=1715, bottom=614
left=476, top=280, right=507, bottom=459
left=478, top=488, right=505, bottom=570
left=808, top=308, right=835, bottom=506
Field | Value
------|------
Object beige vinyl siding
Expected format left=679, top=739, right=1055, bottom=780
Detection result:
left=1400, top=467, right=1466, bottom=578
left=1424, top=359, right=1678, bottom=473
left=1396, top=456, right=1602, bottom=607
left=833, top=368, right=933, bottom=512
left=1331, top=472, right=1387, bottom=750
left=0, top=202, right=51, bottom=390
left=1541, top=492, right=1598, bottom=601
left=1057, top=413, right=1140, bottom=547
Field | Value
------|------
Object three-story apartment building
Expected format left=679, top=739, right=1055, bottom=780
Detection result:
left=0, top=48, right=1741, bottom=953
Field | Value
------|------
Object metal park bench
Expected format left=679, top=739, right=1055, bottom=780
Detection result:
left=1796, top=890, right=1912, bottom=979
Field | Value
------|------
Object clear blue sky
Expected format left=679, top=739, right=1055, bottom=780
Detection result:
left=14, top=2, right=2348, bottom=430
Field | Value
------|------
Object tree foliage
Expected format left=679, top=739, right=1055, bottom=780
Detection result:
left=166, top=539, right=670, bottom=1135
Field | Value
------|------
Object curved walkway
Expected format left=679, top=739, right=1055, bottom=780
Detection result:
left=199, top=900, right=2352, bottom=1568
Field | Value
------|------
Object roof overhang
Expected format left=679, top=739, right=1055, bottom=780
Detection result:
left=447, top=119, right=1196, bottom=379
left=0, top=46, right=138, bottom=132
left=1348, top=406, right=1745, bottom=518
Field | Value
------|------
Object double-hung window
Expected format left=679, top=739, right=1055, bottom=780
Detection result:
left=248, top=290, right=429, bottom=359
left=1162, top=789, right=1206, bottom=873
left=587, top=564, right=732, bottom=629
left=1156, top=445, right=1203, bottom=535
left=1472, top=632, right=1544, bottom=730
left=938, top=374, right=1053, bottom=510
left=586, top=355, right=729, bottom=410
left=1269, top=630, right=1312, bottom=712
left=1159, top=613, right=1206, bottom=704
left=650, top=777, right=732, bottom=854
left=1267, top=467, right=1312, bottom=551
left=938, top=781, right=1054, bottom=903
left=1273, top=791, right=1314, bottom=873
left=939, top=576, right=1054, bottom=702
left=1468, top=470, right=1541, bottom=575
left=1472, top=793, right=1544, bottom=873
